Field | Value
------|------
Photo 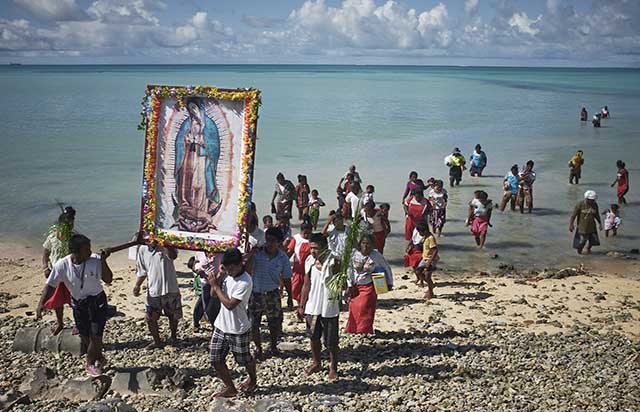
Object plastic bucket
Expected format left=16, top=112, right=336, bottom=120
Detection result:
left=371, top=273, right=388, bottom=294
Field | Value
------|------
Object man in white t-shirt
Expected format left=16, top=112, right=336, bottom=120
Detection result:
left=208, top=248, right=256, bottom=398
left=37, top=234, right=113, bottom=377
left=298, top=233, right=341, bottom=382
left=134, top=242, right=181, bottom=349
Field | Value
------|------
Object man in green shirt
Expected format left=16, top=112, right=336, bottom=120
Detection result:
left=569, top=190, right=603, bottom=254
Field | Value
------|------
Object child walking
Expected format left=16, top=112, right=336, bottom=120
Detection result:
left=427, top=180, right=448, bottom=237
left=262, top=215, right=273, bottom=230
left=287, top=218, right=313, bottom=312
left=404, top=221, right=428, bottom=288
left=296, top=175, right=310, bottom=221
left=603, top=204, right=621, bottom=237
left=466, top=190, right=493, bottom=248
left=363, top=185, right=375, bottom=205
left=418, top=224, right=439, bottom=300
left=379, top=203, right=391, bottom=251
left=41, top=207, right=77, bottom=335
left=308, top=189, right=326, bottom=230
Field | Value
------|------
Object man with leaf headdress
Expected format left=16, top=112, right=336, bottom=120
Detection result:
left=42, top=206, right=77, bottom=335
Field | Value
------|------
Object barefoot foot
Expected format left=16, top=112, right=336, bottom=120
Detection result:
left=213, top=386, right=238, bottom=398
left=305, top=364, right=321, bottom=375
left=328, top=370, right=338, bottom=382
left=238, top=378, right=256, bottom=393
left=50, top=323, right=64, bottom=336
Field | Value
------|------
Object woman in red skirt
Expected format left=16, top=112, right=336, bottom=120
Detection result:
left=345, top=234, right=393, bottom=335
left=287, top=218, right=313, bottom=310
left=403, top=188, right=430, bottom=241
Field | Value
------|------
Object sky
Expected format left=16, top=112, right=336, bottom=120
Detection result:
left=0, top=0, right=639, bottom=66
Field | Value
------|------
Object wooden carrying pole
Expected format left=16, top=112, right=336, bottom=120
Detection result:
left=106, top=240, right=141, bottom=253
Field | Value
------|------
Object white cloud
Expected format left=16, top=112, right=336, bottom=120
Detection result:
left=241, top=15, right=282, bottom=29
left=465, top=0, right=479, bottom=15
left=14, top=0, right=87, bottom=21
left=154, top=12, right=235, bottom=51
left=87, top=0, right=164, bottom=25
left=287, top=0, right=451, bottom=50
left=2, top=0, right=640, bottom=64
left=508, top=12, right=541, bottom=36
left=0, top=19, right=47, bottom=50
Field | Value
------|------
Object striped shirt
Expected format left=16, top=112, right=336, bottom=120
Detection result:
left=251, top=249, right=292, bottom=293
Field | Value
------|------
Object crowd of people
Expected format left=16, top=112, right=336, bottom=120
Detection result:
left=35, top=126, right=630, bottom=395
left=581, top=105, right=610, bottom=127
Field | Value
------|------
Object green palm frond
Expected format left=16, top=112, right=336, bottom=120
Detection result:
left=327, top=197, right=362, bottom=300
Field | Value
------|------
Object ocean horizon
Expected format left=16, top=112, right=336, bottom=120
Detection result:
left=1, top=64, right=638, bottom=272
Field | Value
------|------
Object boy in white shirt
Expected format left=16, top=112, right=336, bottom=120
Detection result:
left=362, top=185, right=375, bottom=206
left=298, top=233, right=341, bottom=382
left=37, top=234, right=113, bottom=377
left=208, top=248, right=256, bottom=398
left=321, top=210, right=348, bottom=259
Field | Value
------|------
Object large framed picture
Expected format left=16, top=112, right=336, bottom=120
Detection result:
left=139, top=85, right=261, bottom=252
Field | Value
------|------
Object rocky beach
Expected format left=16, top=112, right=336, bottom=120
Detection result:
left=0, top=242, right=639, bottom=412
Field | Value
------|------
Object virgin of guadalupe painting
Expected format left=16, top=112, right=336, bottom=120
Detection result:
left=139, top=85, right=261, bottom=252
left=174, top=98, right=221, bottom=232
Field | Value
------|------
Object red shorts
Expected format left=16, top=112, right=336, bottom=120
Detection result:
left=43, top=283, right=71, bottom=309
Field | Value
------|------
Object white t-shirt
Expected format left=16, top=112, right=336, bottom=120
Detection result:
left=214, top=272, right=253, bottom=334
left=249, top=227, right=266, bottom=248
left=47, top=255, right=104, bottom=301
left=127, top=245, right=140, bottom=261
left=136, top=245, right=179, bottom=298
left=345, top=192, right=360, bottom=218
left=362, top=192, right=374, bottom=206
left=327, top=227, right=347, bottom=258
left=304, top=255, right=340, bottom=318
left=238, top=227, right=267, bottom=253
left=427, top=189, right=447, bottom=210
left=411, top=228, right=425, bottom=246
left=470, top=198, right=493, bottom=217
left=308, top=196, right=323, bottom=210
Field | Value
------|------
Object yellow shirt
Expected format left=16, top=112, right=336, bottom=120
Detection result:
left=422, top=235, right=438, bottom=261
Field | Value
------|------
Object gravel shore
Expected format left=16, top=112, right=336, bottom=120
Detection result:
left=1, top=307, right=639, bottom=411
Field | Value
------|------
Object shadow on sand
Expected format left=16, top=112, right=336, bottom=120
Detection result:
left=437, top=291, right=493, bottom=301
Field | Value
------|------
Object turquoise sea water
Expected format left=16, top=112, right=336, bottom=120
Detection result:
left=1, top=65, right=638, bottom=271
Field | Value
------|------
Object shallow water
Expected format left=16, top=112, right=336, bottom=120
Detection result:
left=1, top=65, right=638, bottom=271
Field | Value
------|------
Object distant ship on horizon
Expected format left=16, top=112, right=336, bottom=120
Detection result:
left=9, top=63, right=22, bottom=66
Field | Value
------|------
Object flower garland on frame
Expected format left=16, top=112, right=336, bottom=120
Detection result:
left=139, top=85, right=261, bottom=252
